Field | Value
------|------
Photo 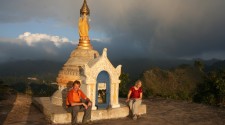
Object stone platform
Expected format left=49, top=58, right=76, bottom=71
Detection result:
left=32, top=97, right=146, bottom=124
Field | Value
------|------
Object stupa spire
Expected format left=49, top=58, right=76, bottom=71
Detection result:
left=80, top=0, right=90, bottom=16
left=77, top=0, right=92, bottom=49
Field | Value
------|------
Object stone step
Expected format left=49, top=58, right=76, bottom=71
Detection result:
left=32, top=97, right=146, bottom=124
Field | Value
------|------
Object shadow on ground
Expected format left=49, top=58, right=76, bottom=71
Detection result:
left=0, top=84, right=17, bottom=125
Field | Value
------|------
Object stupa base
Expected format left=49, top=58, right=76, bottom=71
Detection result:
left=32, top=97, right=146, bottom=124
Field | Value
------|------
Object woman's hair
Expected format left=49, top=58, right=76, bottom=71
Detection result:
left=135, top=80, right=142, bottom=85
left=73, top=80, right=81, bottom=86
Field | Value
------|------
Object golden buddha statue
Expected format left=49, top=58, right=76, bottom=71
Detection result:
left=78, top=14, right=89, bottom=40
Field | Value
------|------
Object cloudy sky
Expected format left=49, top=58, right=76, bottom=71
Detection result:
left=0, top=0, right=225, bottom=63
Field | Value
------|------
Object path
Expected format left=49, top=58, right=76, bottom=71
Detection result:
left=1, top=93, right=48, bottom=125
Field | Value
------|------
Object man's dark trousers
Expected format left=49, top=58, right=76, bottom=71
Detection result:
left=71, top=101, right=92, bottom=124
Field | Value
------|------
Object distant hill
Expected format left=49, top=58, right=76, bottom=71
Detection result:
left=0, top=58, right=189, bottom=79
left=112, top=58, right=193, bottom=79
left=112, top=58, right=217, bottom=80
left=205, top=60, right=225, bottom=71
left=0, top=60, right=63, bottom=77
left=0, top=58, right=224, bottom=82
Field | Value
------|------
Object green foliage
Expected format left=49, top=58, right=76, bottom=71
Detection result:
left=0, top=80, right=8, bottom=99
left=119, top=72, right=152, bottom=98
left=0, top=80, right=3, bottom=84
left=140, top=78, right=152, bottom=98
left=119, top=72, right=130, bottom=97
left=9, top=81, right=57, bottom=97
left=0, top=80, right=16, bottom=100
left=194, top=70, right=225, bottom=105
left=0, top=74, right=58, bottom=97
left=141, top=64, right=204, bottom=100
left=11, top=82, right=27, bottom=93
left=0, top=76, right=28, bottom=85
left=194, top=60, right=204, bottom=72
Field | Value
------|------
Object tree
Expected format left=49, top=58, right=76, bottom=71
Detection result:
left=194, top=69, right=225, bottom=106
left=194, top=60, right=204, bottom=72
left=119, top=72, right=130, bottom=97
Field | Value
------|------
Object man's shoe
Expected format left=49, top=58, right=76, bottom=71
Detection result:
left=82, top=120, right=92, bottom=124
left=72, top=123, right=80, bottom=125
left=137, top=114, right=141, bottom=118
left=132, top=115, right=137, bottom=120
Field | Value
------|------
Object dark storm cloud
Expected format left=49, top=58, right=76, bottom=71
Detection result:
left=1, top=0, right=225, bottom=60
left=90, top=0, right=225, bottom=59
left=0, top=0, right=80, bottom=24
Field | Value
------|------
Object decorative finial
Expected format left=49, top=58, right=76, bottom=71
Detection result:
left=80, top=0, right=90, bottom=16
left=102, top=48, right=107, bottom=58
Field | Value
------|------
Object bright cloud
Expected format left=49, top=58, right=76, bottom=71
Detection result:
left=18, top=32, right=73, bottom=47
left=0, top=32, right=111, bottom=62
left=0, top=33, right=77, bottom=62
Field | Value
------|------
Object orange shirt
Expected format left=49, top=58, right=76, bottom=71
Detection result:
left=66, top=89, right=87, bottom=106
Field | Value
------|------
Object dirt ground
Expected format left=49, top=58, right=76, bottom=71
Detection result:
left=1, top=93, right=225, bottom=125
left=0, top=93, right=48, bottom=125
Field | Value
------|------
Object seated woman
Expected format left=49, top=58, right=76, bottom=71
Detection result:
left=126, top=80, right=143, bottom=120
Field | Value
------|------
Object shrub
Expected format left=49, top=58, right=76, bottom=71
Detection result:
left=119, top=72, right=130, bottom=97
left=141, top=65, right=203, bottom=100
left=193, top=70, right=225, bottom=106
left=11, top=82, right=27, bottom=93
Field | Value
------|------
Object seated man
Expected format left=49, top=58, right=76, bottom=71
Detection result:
left=66, top=80, right=92, bottom=125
